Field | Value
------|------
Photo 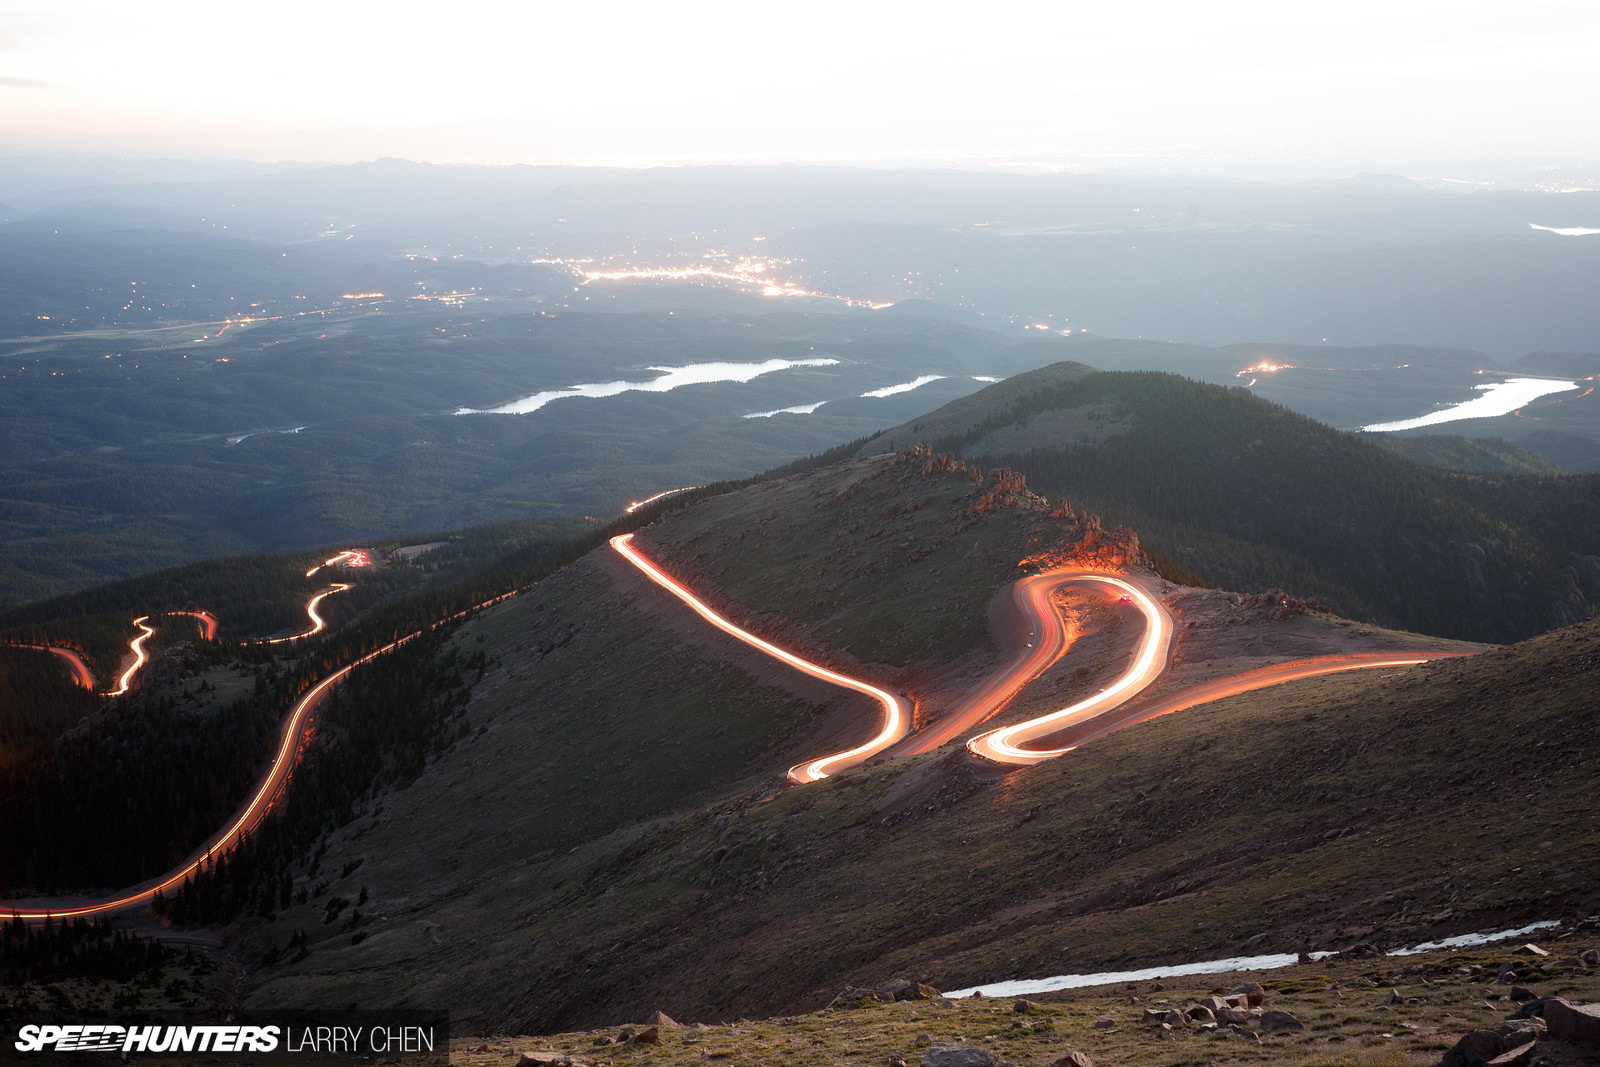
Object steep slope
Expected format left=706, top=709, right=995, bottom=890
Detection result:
left=867, top=364, right=1600, bottom=642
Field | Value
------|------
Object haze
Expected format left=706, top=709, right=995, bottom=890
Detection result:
left=4, top=0, right=1600, bottom=175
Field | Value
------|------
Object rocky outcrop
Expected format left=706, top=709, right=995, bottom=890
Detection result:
left=1438, top=996, right=1600, bottom=1066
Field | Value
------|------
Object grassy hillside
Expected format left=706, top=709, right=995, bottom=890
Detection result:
left=1370, top=433, right=1566, bottom=476
left=867, top=364, right=1600, bottom=642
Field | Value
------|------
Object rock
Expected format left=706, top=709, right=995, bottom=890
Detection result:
left=1014, top=998, right=1039, bottom=1013
left=1092, top=1016, right=1116, bottom=1029
left=1495, top=972, right=1519, bottom=985
left=1141, top=1009, right=1167, bottom=1023
left=1510, top=1000, right=1547, bottom=1020
left=889, top=1059, right=908, bottom=1067
left=1509, top=987, right=1538, bottom=1003
left=1217, top=1008, right=1252, bottom=1026
left=1339, top=942, right=1382, bottom=959
left=880, top=979, right=912, bottom=1001
left=1496, top=1018, right=1545, bottom=1047
left=470, top=1044, right=490, bottom=1053
left=593, top=1036, right=615, bottom=1046
left=920, top=1045, right=995, bottom=1067
left=1226, top=1025, right=1260, bottom=1043
left=1484, top=1046, right=1535, bottom=1067
left=1220, top=993, right=1248, bottom=1009
left=1046, top=1053, right=1093, bottom=1067
left=915, top=1034, right=934, bottom=1046
left=1388, top=988, right=1404, bottom=1006
left=1184, top=1005, right=1215, bottom=1023
left=1199, top=995, right=1230, bottom=1013
left=647, top=1011, right=680, bottom=1028
left=1258, top=1010, right=1306, bottom=1032
left=1581, top=949, right=1599, bottom=966
left=909, top=983, right=943, bottom=1000
left=515, top=1055, right=590, bottom=1067
left=1543, top=998, right=1600, bottom=1042
left=1512, top=944, right=1548, bottom=957
left=831, top=987, right=886, bottom=1009
left=1439, top=1031, right=1507, bottom=1067
left=1230, top=982, right=1267, bottom=1007
left=631, top=1027, right=660, bottom=1045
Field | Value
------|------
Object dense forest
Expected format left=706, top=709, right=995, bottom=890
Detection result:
left=944, top=370, right=1600, bottom=642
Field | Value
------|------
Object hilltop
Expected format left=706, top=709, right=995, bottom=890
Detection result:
left=866, top=363, right=1600, bottom=643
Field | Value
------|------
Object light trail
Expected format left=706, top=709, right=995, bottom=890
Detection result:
left=1, top=586, right=521, bottom=922
left=10, top=645, right=98, bottom=690
left=1012, top=650, right=1473, bottom=759
left=967, top=574, right=1173, bottom=764
left=624, top=486, right=705, bottom=514
left=610, top=534, right=909, bottom=781
left=266, top=584, right=352, bottom=643
left=170, top=610, right=220, bottom=641
left=105, top=617, right=156, bottom=698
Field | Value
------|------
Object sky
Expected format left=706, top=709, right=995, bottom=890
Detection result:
left=3, top=0, right=1599, bottom=175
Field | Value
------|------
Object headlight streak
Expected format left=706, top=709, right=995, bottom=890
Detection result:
left=610, top=533, right=908, bottom=782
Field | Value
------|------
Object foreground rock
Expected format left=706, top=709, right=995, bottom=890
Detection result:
left=921, top=1045, right=996, bottom=1067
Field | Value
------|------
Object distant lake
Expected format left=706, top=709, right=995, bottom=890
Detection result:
left=1362, top=377, right=1578, bottom=432
left=456, top=358, right=840, bottom=415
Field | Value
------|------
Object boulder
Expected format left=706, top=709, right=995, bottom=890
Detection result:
left=1217, top=1007, right=1252, bottom=1026
left=1439, top=1031, right=1507, bottom=1067
left=1198, top=995, right=1230, bottom=1013
left=1014, top=998, right=1039, bottom=1014
left=1512, top=944, right=1548, bottom=957
left=1339, top=943, right=1382, bottom=959
left=1184, top=1005, right=1215, bottom=1023
left=1509, top=987, right=1538, bottom=1003
left=1484, top=1046, right=1535, bottom=1067
left=631, top=1027, right=660, bottom=1045
left=1047, top=1054, right=1093, bottom=1067
left=1582, top=949, right=1599, bottom=966
left=515, top=1055, right=590, bottom=1067
left=830, top=987, right=886, bottom=1010
left=880, top=979, right=913, bottom=1000
left=1092, top=1016, right=1116, bottom=1029
left=910, top=983, right=944, bottom=1000
left=1141, top=1008, right=1167, bottom=1023
left=920, top=1045, right=995, bottom=1067
left=1258, top=1010, right=1306, bottom=1032
left=1230, top=982, right=1267, bottom=1007
left=647, top=1011, right=680, bottom=1028
left=1388, top=988, right=1404, bottom=1006
left=1543, top=998, right=1600, bottom=1043
left=1496, top=1018, right=1545, bottom=1047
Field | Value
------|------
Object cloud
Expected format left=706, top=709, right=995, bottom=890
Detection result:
left=0, top=76, right=48, bottom=87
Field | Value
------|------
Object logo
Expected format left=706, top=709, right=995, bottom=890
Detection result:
left=15, top=1024, right=281, bottom=1054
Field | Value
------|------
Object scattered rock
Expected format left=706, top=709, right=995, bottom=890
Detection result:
left=1014, top=998, right=1039, bottom=1014
left=593, top=1036, right=615, bottom=1046
left=470, top=1044, right=490, bottom=1053
left=1512, top=944, right=1549, bottom=957
left=1046, top=1053, right=1093, bottom=1067
left=1258, top=1010, right=1306, bottom=1032
left=921, top=1045, right=995, bottom=1067
left=830, top=987, right=887, bottom=1010
left=515, top=1055, right=589, bottom=1067
left=1339, top=942, right=1383, bottom=959
left=1439, top=1030, right=1507, bottom=1067
left=1230, top=982, right=1267, bottom=1007
left=1092, top=1016, right=1116, bottom=1029
left=1543, top=998, right=1600, bottom=1042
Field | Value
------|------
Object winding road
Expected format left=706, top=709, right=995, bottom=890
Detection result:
left=611, top=536, right=1472, bottom=777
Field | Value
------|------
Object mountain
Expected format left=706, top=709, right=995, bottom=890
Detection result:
left=865, top=363, right=1600, bottom=643
left=141, top=445, right=1583, bottom=1036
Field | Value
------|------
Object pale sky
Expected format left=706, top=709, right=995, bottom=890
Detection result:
left=3, top=0, right=1598, bottom=172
